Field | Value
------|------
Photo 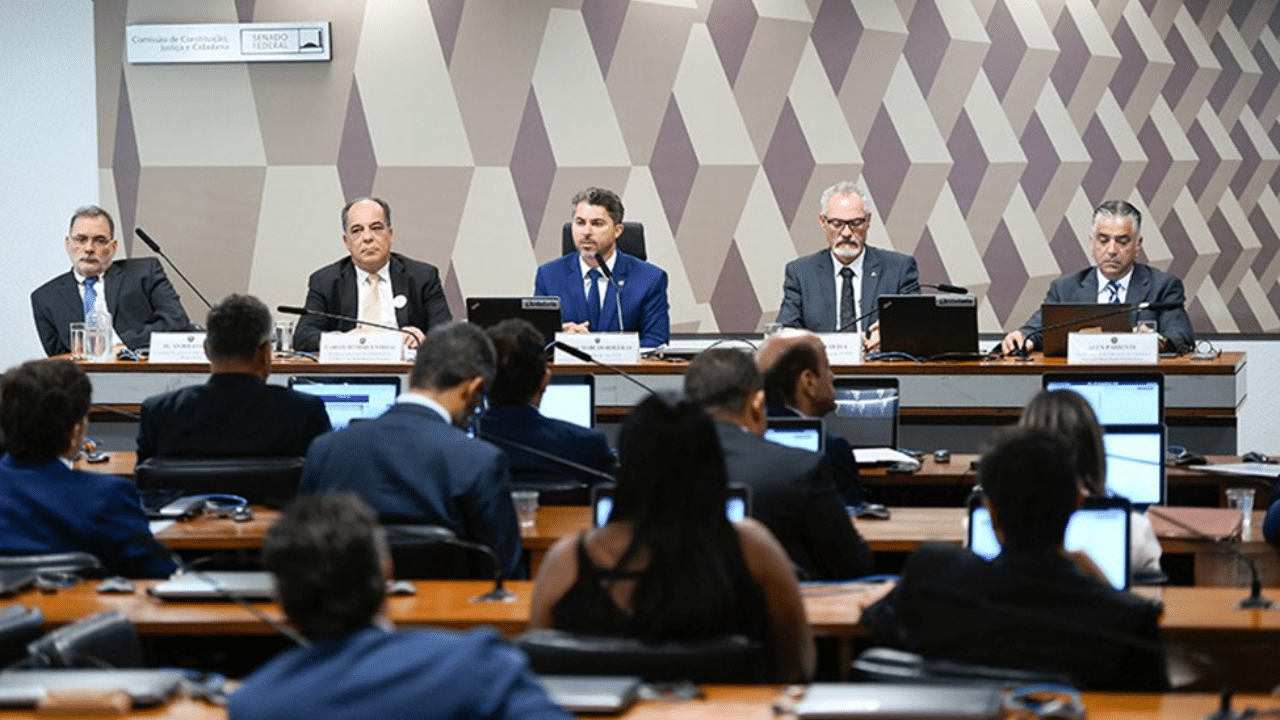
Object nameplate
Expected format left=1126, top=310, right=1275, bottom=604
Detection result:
left=126, top=22, right=331, bottom=64
left=319, top=332, right=405, bottom=364
left=1067, top=332, right=1158, bottom=364
left=816, top=333, right=862, bottom=365
left=148, top=332, right=208, bottom=364
left=553, top=332, right=641, bottom=365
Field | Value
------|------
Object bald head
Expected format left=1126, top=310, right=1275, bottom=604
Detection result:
left=757, top=331, right=835, bottom=417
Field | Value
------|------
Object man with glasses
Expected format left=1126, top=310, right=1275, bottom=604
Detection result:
left=776, top=182, right=919, bottom=351
left=292, top=197, right=452, bottom=352
left=30, top=206, right=193, bottom=356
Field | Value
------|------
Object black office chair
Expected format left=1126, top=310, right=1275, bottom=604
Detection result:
left=514, top=629, right=765, bottom=683
left=134, top=456, right=306, bottom=507
left=381, top=525, right=492, bottom=580
left=0, top=552, right=104, bottom=578
left=0, top=606, right=44, bottom=666
left=561, top=221, right=647, bottom=260
left=27, top=611, right=143, bottom=668
left=852, top=647, right=1072, bottom=687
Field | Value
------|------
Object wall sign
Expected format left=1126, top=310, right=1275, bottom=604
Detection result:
left=126, top=22, right=331, bottom=64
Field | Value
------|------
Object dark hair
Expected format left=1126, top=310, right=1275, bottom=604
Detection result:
left=409, top=322, right=497, bottom=392
left=205, top=294, right=273, bottom=362
left=341, top=196, right=392, bottom=232
left=978, top=428, right=1078, bottom=551
left=485, top=319, right=546, bottom=407
left=264, top=494, right=386, bottom=640
left=68, top=205, right=115, bottom=237
left=761, top=341, right=822, bottom=408
left=1092, top=199, right=1142, bottom=236
left=684, top=348, right=761, bottom=415
left=1018, top=390, right=1106, bottom=495
left=571, top=187, right=624, bottom=225
left=0, top=360, right=91, bottom=462
left=609, top=393, right=751, bottom=641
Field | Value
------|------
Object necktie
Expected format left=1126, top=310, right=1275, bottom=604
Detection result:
left=1105, top=280, right=1122, bottom=304
left=586, top=269, right=602, bottom=331
left=360, top=274, right=382, bottom=328
left=839, top=267, right=856, bottom=332
left=83, top=276, right=97, bottom=318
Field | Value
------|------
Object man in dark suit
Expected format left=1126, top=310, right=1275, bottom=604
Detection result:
left=477, top=319, right=614, bottom=487
left=30, top=205, right=192, bottom=356
left=136, top=294, right=331, bottom=462
left=685, top=348, right=873, bottom=580
left=0, top=360, right=175, bottom=578
left=293, top=197, right=452, bottom=352
left=860, top=429, right=1168, bottom=690
left=298, top=322, right=521, bottom=578
left=777, top=182, right=919, bottom=351
left=534, top=187, right=669, bottom=347
left=230, top=494, right=569, bottom=720
left=1001, top=199, right=1195, bottom=354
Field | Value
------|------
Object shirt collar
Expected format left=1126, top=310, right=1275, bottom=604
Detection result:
left=73, top=267, right=106, bottom=285
left=396, top=392, right=452, bottom=424
left=830, top=250, right=866, bottom=278
left=1094, top=266, right=1134, bottom=292
left=578, top=252, right=617, bottom=280
left=356, top=263, right=391, bottom=287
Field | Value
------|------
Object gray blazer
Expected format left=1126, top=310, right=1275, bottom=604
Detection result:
left=777, top=246, right=920, bottom=333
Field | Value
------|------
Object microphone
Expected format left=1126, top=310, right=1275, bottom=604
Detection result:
left=923, top=283, right=969, bottom=294
left=546, top=341, right=656, bottom=396
left=276, top=305, right=417, bottom=341
left=134, top=228, right=213, bottom=309
left=1142, top=504, right=1272, bottom=609
left=474, top=430, right=614, bottom=484
left=380, top=525, right=515, bottom=603
left=593, top=252, right=626, bottom=333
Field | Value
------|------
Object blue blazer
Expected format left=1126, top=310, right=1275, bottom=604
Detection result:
left=534, top=252, right=670, bottom=347
left=777, top=246, right=920, bottom=333
left=477, top=405, right=614, bottom=486
left=298, top=403, right=521, bottom=578
left=0, top=454, right=176, bottom=578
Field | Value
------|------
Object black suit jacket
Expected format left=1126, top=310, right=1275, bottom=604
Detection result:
left=777, top=246, right=920, bottom=333
left=136, top=374, right=331, bottom=462
left=292, top=253, right=452, bottom=352
left=30, top=258, right=193, bottom=356
left=715, top=422, right=873, bottom=580
left=862, top=543, right=1169, bottom=690
left=477, top=405, right=615, bottom=487
left=766, top=404, right=867, bottom=505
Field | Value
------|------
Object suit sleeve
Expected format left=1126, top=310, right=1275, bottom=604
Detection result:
left=1019, top=280, right=1063, bottom=351
left=463, top=452, right=523, bottom=579
left=30, top=291, right=66, bottom=356
left=293, top=273, right=332, bottom=353
left=1146, top=274, right=1194, bottom=352
left=803, top=459, right=874, bottom=580
left=533, top=267, right=549, bottom=297
left=898, top=255, right=921, bottom=294
left=637, top=269, right=670, bottom=347
left=777, top=262, right=804, bottom=328
left=115, top=261, right=194, bottom=350
left=467, top=630, right=575, bottom=720
left=93, top=479, right=177, bottom=578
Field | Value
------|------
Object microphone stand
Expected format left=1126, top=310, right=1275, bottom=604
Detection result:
left=546, top=341, right=657, bottom=396
left=276, top=306, right=417, bottom=342
left=380, top=526, right=515, bottom=603
left=593, top=252, right=626, bottom=333
left=1143, top=505, right=1273, bottom=609
left=134, top=228, right=213, bottom=309
left=475, top=430, right=614, bottom=484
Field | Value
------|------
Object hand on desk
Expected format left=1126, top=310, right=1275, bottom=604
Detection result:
left=561, top=321, right=591, bottom=334
left=1000, top=330, right=1032, bottom=355
left=864, top=322, right=882, bottom=353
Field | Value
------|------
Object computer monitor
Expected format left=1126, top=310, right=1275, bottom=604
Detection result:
left=1042, top=372, right=1164, bottom=426
left=826, top=378, right=899, bottom=449
left=764, top=418, right=824, bottom=453
left=1103, top=426, right=1165, bottom=506
left=540, top=374, right=595, bottom=429
left=287, top=376, right=401, bottom=430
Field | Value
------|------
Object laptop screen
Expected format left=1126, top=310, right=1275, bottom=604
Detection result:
left=1103, top=426, right=1165, bottom=506
left=288, top=376, right=401, bottom=430
left=826, top=378, right=899, bottom=449
left=764, top=418, right=824, bottom=453
left=540, top=374, right=595, bottom=429
left=1043, top=373, right=1164, bottom=425
left=968, top=499, right=1132, bottom=590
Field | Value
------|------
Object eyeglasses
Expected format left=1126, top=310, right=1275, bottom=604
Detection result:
left=823, top=215, right=870, bottom=232
left=69, top=235, right=113, bottom=248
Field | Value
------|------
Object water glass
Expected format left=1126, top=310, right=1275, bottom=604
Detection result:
left=69, top=322, right=87, bottom=360
left=512, top=490, right=539, bottom=529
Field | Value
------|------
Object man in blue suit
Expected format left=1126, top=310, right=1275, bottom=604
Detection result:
left=298, top=322, right=522, bottom=578
left=534, top=187, right=670, bottom=347
left=1001, top=200, right=1195, bottom=355
left=777, top=182, right=919, bottom=351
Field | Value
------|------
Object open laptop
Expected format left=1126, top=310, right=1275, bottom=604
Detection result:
left=591, top=485, right=749, bottom=527
left=1043, top=372, right=1164, bottom=425
left=1039, top=303, right=1131, bottom=357
left=540, top=374, right=595, bottom=428
left=1103, top=425, right=1166, bottom=506
left=876, top=294, right=979, bottom=359
left=0, top=669, right=184, bottom=707
left=825, top=378, right=908, bottom=465
left=795, top=683, right=1002, bottom=720
left=148, top=571, right=276, bottom=601
left=968, top=496, right=1133, bottom=590
left=466, top=297, right=562, bottom=345
left=288, top=375, right=401, bottom=430
left=764, top=418, right=825, bottom=453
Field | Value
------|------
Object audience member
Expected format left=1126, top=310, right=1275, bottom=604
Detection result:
left=0, top=360, right=175, bottom=577
left=528, top=393, right=813, bottom=682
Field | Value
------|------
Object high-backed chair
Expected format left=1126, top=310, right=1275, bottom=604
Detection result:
left=561, top=222, right=647, bottom=261
left=134, top=457, right=306, bottom=507
left=27, top=611, right=143, bottom=668
left=0, top=552, right=104, bottom=578
left=514, top=629, right=765, bottom=683
left=381, top=525, right=493, bottom=580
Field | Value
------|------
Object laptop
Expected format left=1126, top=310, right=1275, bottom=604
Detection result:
left=0, top=669, right=184, bottom=707
left=764, top=418, right=825, bottom=453
left=1039, top=303, right=1131, bottom=357
left=591, top=485, right=750, bottom=527
left=794, top=682, right=1002, bottom=720
left=825, top=378, right=906, bottom=465
left=1103, top=425, right=1165, bottom=506
left=540, top=374, right=595, bottom=428
left=538, top=675, right=641, bottom=714
left=288, top=375, right=401, bottom=430
left=968, top=496, right=1133, bottom=590
left=148, top=571, right=276, bottom=601
left=876, top=294, right=979, bottom=359
left=466, top=297, right=562, bottom=345
left=1043, top=372, right=1164, bottom=425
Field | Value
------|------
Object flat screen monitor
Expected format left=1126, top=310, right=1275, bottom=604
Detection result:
left=764, top=418, right=824, bottom=453
left=1043, top=372, right=1164, bottom=426
left=826, top=378, right=899, bottom=449
left=1103, top=425, right=1165, bottom=506
left=287, top=375, right=401, bottom=430
left=540, top=374, right=595, bottom=429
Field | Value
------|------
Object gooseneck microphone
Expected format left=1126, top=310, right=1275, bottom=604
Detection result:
left=475, top=431, right=614, bottom=484
left=276, top=305, right=416, bottom=341
left=134, top=228, right=213, bottom=309
left=546, top=341, right=656, bottom=396
left=922, top=283, right=970, bottom=294
left=593, top=252, right=626, bottom=333
left=1143, top=504, right=1273, bottom=610
left=380, top=526, right=515, bottom=603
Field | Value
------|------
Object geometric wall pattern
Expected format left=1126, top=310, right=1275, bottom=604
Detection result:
left=93, top=0, right=1280, bottom=336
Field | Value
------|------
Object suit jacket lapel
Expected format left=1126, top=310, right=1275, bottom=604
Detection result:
left=338, top=260, right=359, bottom=321
left=1129, top=264, right=1151, bottom=302
left=105, top=263, right=124, bottom=317
left=814, top=252, right=837, bottom=332
left=56, top=272, right=83, bottom=321
left=859, top=248, right=882, bottom=331
left=599, top=254, right=625, bottom=332
left=562, top=254, right=589, bottom=323
left=387, top=254, right=409, bottom=326
left=1079, top=269, right=1099, bottom=301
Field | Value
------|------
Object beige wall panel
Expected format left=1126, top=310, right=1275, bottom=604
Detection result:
left=1001, top=188, right=1057, bottom=332
left=997, top=0, right=1058, bottom=135
left=1141, top=100, right=1196, bottom=223
left=1171, top=188, right=1221, bottom=303
left=248, top=166, right=347, bottom=314
left=673, top=26, right=758, bottom=165
left=606, top=2, right=697, bottom=163
left=95, top=2, right=126, bottom=168
left=928, top=187, right=991, bottom=299
left=881, top=59, right=950, bottom=254
left=1237, top=274, right=1280, bottom=332
left=451, top=168, right=540, bottom=298
left=1191, top=277, right=1238, bottom=333
left=1063, top=0, right=1120, bottom=132
left=1169, top=9, right=1221, bottom=132
left=1191, top=103, right=1242, bottom=216
left=673, top=166, right=760, bottom=302
left=1116, top=2, right=1173, bottom=131
left=733, top=14, right=812, bottom=155
left=1030, top=85, right=1089, bottom=238
left=737, top=169, right=802, bottom=322
left=921, top=0, right=988, bottom=137
left=962, top=75, right=1025, bottom=252
left=368, top=166, right=474, bottom=274
left=1212, top=21, right=1260, bottom=129
left=840, top=2, right=908, bottom=144
left=1215, top=195, right=1261, bottom=295
left=1091, top=93, right=1145, bottom=204
left=1234, top=110, right=1280, bottom=214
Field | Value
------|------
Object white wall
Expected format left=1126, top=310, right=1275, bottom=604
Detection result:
left=0, top=0, right=97, bottom=368
left=1217, top=340, right=1279, bottom=455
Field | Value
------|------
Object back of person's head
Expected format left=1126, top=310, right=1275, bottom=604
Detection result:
left=684, top=348, right=760, bottom=416
left=759, top=338, right=823, bottom=408
left=1018, top=390, right=1106, bottom=496
left=409, top=322, right=497, bottom=392
left=485, top=319, right=546, bottom=407
left=978, top=428, right=1079, bottom=552
left=264, top=494, right=386, bottom=641
left=205, top=294, right=273, bottom=363
left=0, top=360, right=91, bottom=462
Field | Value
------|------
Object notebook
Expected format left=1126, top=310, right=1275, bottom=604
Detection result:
left=288, top=375, right=401, bottom=430
left=1039, top=303, right=1131, bottom=357
left=148, top=571, right=276, bottom=601
left=538, top=675, right=641, bottom=714
left=0, top=669, right=184, bottom=707
left=764, top=418, right=825, bottom=453
left=876, top=294, right=980, bottom=359
left=1043, top=372, right=1164, bottom=425
left=466, top=297, right=562, bottom=345
left=794, top=683, right=1002, bottom=720
left=591, top=485, right=749, bottom=527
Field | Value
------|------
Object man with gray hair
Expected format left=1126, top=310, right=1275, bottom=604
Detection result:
left=777, top=182, right=920, bottom=351
left=299, top=322, right=522, bottom=578
left=1001, top=199, right=1194, bottom=354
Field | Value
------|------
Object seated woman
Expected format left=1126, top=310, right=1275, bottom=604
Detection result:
left=1018, top=389, right=1162, bottom=574
left=527, top=393, right=813, bottom=682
